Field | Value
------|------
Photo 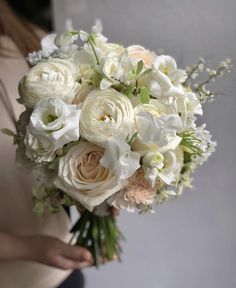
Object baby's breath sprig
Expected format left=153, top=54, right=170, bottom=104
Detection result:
left=184, top=57, right=205, bottom=85
left=193, top=58, right=232, bottom=103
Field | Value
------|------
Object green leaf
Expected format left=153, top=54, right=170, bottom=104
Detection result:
left=1, top=128, right=16, bottom=137
left=123, top=85, right=134, bottom=98
left=127, top=131, right=138, bottom=146
left=139, top=86, right=150, bottom=104
left=66, top=30, right=79, bottom=36
left=139, top=68, right=153, bottom=78
left=136, top=60, right=144, bottom=75
left=33, top=201, right=45, bottom=215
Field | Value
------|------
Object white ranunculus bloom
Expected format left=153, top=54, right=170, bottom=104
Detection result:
left=54, top=142, right=126, bottom=211
left=25, top=98, right=81, bottom=162
left=80, top=88, right=135, bottom=145
left=100, top=137, right=140, bottom=180
left=143, top=148, right=184, bottom=187
left=19, top=58, right=80, bottom=107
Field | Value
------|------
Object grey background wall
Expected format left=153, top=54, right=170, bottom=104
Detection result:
left=53, top=1, right=236, bottom=287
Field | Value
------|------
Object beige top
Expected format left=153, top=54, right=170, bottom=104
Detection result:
left=0, top=36, right=72, bottom=288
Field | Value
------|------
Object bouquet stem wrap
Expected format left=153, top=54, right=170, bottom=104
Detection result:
left=70, top=210, right=124, bottom=267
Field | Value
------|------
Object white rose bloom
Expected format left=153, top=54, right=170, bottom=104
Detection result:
left=143, top=148, right=184, bottom=187
left=54, top=142, right=126, bottom=211
left=25, top=98, right=81, bottom=162
left=100, top=137, right=140, bottom=180
left=80, top=88, right=135, bottom=145
left=19, top=58, right=80, bottom=107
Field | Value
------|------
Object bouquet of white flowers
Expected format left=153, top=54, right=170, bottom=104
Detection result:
left=3, top=20, right=232, bottom=266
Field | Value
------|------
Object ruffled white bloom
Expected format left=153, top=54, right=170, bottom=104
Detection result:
left=54, top=142, right=126, bottom=211
left=25, top=98, right=81, bottom=162
left=80, top=88, right=135, bottom=145
left=100, top=50, right=133, bottom=89
left=100, top=137, right=140, bottom=180
left=19, top=58, right=80, bottom=107
left=135, top=112, right=182, bottom=147
left=143, top=148, right=184, bottom=186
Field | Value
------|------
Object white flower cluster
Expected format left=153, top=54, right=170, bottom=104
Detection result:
left=16, top=21, right=216, bottom=214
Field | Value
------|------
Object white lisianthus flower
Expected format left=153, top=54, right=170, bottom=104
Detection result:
left=143, top=148, right=184, bottom=187
left=54, top=142, right=126, bottom=211
left=100, top=137, right=140, bottom=180
left=19, top=58, right=80, bottom=107
left=25, top=98, right=81, bottom=162
left=127, top=45, right=156, bottom=66
left=80, top=88, right=135, bottom=145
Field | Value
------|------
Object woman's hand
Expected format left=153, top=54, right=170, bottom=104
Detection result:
left=0, top=233, right=93, bottom=270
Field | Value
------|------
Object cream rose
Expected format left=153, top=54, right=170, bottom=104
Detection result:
left=54, top=142, right=125, bottom=211
left=18, top=58, right=80, bottom=107
left=79, top=88, right=135, bottom=145
left=128, top=45, right=156, bottom=66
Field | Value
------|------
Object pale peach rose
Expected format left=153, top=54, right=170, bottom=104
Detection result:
left=54, top=142, right=125, bottom=211
left=108, top=168, right=157, bottom=212
left=128, top=45, right=156, bottom=66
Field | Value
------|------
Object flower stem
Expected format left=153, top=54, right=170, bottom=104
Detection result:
left=70, top=210, right=123, bottom=267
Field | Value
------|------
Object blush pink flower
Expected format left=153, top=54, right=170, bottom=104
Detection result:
left=128, top=45, right=156, bottom=66
left=108, top=168, right=157, bottom=212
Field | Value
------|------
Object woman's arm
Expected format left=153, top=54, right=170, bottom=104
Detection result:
left=0, top=232, right=93, bottom=270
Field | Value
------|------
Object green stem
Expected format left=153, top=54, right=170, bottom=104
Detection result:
left=71, top=210, right=124, bottom=267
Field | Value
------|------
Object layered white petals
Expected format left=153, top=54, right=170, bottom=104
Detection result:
left=143, top=148, right=184, bottom=187
left=54, top=142, right=125, bottom=211
left=135, top=112, right=182, bottom=147
left=100, top=137, right=140, bottom=180
left=80, top=88, right=135, bottom=145
left=25, top=98, right=81, bottom=162
left=19, top=58, right=79, bottom=107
